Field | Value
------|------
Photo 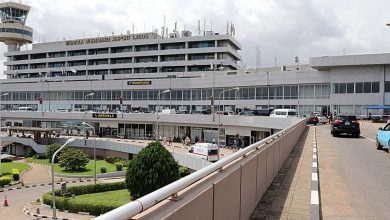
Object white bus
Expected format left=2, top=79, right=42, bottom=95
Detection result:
left=270, top=109, right=297, bottom=118
left=188, top=143, right=219, bottom=162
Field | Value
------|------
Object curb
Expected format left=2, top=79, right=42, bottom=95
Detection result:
left=311, top=127, right=321, bottom=220
left=0, top=179, right=92, bottom=193
left=23, top=205, right=71, bottom=220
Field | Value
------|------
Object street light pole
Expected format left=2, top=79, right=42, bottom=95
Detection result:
left=0, top=93, right=9, bottom=176
left=51, top=138, right=75, bottom=220
left=156, top=89, right=171, bottom=140
left=217, top=87, right=239, bottom=147
left=82, top=122, right=97, bottom=185
left=85, top=92, right=94, bottom=111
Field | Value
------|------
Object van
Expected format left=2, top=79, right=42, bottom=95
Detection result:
left=188, top=143, right=219, bottom=162
left=18, top=107, right=33, bottom=111
left=269, top=109, right=297, bottom=118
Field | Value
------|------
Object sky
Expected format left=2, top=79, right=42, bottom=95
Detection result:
left=1, top=0, right=390, bottom=78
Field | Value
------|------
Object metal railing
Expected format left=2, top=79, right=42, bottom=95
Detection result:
left=95, top=118, right=306, bottom=220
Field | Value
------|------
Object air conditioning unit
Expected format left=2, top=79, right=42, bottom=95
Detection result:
left=181, top=30, right=192, bottom=37
left=281, top=65, right=287, bottom=71
left=205, top=31, right=214, bottom=36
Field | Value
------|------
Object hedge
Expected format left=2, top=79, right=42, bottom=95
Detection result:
left=42, top=182, right=127, bottom=215
left=0, top=176, right=12, bottom=187
left=0, top=158, right=12, bottom=163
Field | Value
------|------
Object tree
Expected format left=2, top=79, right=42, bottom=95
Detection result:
left=46, top=143, right=62, bottom=163
left=58, top=148, right=89, bottom=171
left=125, top=141, right=179, bottom=199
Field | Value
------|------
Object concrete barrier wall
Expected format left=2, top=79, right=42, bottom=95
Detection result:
left=133, top=120, right=307, bottom=220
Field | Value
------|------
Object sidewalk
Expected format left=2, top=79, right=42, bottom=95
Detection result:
left=251, top=126, right=313, bottom=220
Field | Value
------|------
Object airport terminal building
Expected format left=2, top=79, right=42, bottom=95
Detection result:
left=1, top=1, right=390, bottom=146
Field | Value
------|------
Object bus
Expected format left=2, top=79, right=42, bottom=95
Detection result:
left=269, top=109, right=297, bottom=118
left=188, top=143, right=219, bottom=162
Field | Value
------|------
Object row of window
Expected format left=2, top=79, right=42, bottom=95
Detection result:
left=333, top=82, right=380, bottom=94
left=0, top=28, right=32, bottom=37
left=12, top=40, right=233, bottom=61
left=0, top=84, right=331, bottom=102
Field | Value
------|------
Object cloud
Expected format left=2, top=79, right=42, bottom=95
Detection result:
left=1, top=0, right=390, bottom=78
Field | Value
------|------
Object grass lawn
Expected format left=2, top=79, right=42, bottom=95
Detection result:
left=25, top=158, right=125, bottom=176
left=1, top=162, right=30, bottom=182
left=72, top=189, right=131, bottom=207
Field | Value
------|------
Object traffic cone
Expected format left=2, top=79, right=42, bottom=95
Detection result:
left=3, top=195, right=8, bottom=207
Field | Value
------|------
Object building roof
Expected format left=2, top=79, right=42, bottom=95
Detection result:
left=7, top=126, right=63, bottom=132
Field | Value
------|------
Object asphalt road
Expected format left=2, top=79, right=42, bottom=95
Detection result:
left=0, top=181, right=92, bottom=220
left=316, top=124, right=390, bottom=220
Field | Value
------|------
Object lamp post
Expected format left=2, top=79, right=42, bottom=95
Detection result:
left=82, top=122, right=97, bottom=185
left=85, top=92, right=94, bottom=112
left=0, top=93, right=8, bottom=176
left=217, top=87, right=239, bottom=147
left=156, top=89, right=171, bottom=140
left=51, top=138, right=75, bottom=220
left=210, top=64, right=224, bottom=122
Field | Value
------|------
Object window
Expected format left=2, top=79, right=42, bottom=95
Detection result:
left=347, top=83, right=354, bottom=93
left=363, top=82, right=371, bottom=93
left=256, top=87, right=268, bottom=100
left=372, top=82, right=380, bottom=93
left=385, top=81, right=390, bottom=92
left=355, top=82, right=363, bottom=93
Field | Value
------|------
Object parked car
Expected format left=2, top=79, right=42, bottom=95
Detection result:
left=375, top=123, right=390, bottom=154
left=330, top=115, right=360, bottom=137
left=307, top=115, right=319, bottom=125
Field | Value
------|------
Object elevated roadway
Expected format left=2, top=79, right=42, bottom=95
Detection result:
left=317, top=123, right=390, bottom=219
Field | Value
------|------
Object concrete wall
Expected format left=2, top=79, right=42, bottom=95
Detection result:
left=131, top=120, right=306, bottom=220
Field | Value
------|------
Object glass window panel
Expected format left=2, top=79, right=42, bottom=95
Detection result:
left=363, top=82, right=371, bottom=93
left=347, top=83, right=354, bottom=93
left=355, top=82, right=363, bottom=93
left=372, top=82, right=379, bottom=93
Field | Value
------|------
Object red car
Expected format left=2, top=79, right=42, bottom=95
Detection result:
left=308, top=115, right=319, bottom=125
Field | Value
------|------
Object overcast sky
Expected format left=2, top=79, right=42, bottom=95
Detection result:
left=1, top=0, right=390, bottom=78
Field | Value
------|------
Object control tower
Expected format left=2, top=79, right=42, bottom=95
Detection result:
left=0, top=1, right=32, bottom=52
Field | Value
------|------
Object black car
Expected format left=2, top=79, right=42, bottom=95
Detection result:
left=330, top=115, right=360, bottom=137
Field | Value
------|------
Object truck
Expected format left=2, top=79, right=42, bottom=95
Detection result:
left=188, top=143, right=219, bottom=162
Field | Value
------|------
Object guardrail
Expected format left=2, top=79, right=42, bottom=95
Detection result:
left=95, top=118, right=306, bottom=220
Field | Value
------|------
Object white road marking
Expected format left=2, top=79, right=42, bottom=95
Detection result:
left=313, top=148, right=317, bottom=153
left=361, top=135, right=375, bottom=142
left=312, top=162, right=317, bottom=167
left=312, top=173, right=318, bottom=181
left=313, top=155, right=317, bottom=159
left=311, top=190, right=319, bottom=205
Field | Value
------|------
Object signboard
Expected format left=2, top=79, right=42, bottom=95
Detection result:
left=65, top=33, right=158, bottom=46
left=127, top=80, right=152, bottom=85
left=92, top=113, right=117, bottom=118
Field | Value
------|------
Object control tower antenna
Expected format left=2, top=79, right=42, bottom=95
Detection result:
left=0, top=1, right=33, bottom=52
left=197, top=20, right=201, bottom=36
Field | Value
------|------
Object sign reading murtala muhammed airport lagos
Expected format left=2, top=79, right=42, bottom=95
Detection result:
left=127, top=80, right=152, bottom=85
left=65, top=33, right=158, bottom=46
left=92, top=113, right=117, bottom=118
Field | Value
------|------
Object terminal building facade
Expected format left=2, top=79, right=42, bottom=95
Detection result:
left=1, top=1, right=390, bottom=145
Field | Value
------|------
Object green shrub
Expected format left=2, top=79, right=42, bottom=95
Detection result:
left=126, top=141, right=179, bottom=199
left=59, top=148, right=89, bottom=171
left=42, top=182, right=127, bottom=215
left=47, top=143, right=62, bottom=163
left=105, top=156, right=116, bottom=164
left=115, top=163, right=123, bottom=171
left=0, top=176, right=12, bottom=186
left=100, top=167, right=107, bottom=173
left=33, top=154, right=47, bottom=159
left=12, top=168, right=20, bottom=181
left=179, top=166, right=191, bottom=178
left=0, top=158, right=12, bottom=163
